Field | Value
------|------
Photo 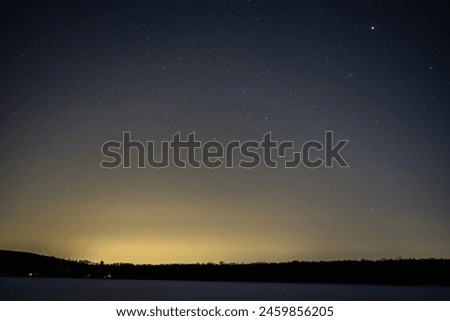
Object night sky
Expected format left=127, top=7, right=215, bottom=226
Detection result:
left=0, top=1, right=449, bottom=264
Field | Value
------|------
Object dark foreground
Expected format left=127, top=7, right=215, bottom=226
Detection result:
left=1, top=250, right=450, bottom=287
left=1, top=277, right=450, bottom=300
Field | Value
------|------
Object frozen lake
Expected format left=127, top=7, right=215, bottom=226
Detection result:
left=1, top=277, right=449, bottom=300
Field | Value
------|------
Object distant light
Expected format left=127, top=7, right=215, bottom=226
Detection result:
left=371, top=26, right=375, bottom=30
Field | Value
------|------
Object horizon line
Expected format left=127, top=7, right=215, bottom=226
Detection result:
left=2, top=249, right=449, bottom=266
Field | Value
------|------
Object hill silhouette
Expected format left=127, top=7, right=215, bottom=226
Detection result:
left=1, top=250, right=449, bottom=286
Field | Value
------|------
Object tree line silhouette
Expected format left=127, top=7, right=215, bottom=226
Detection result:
left=1, top=250, right=449, bottom=286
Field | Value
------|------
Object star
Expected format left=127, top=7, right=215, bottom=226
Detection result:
left=371, top=26, right=375, bottom=30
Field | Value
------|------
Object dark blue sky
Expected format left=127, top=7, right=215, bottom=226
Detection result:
left=0, top=1, right=449, bottom=263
